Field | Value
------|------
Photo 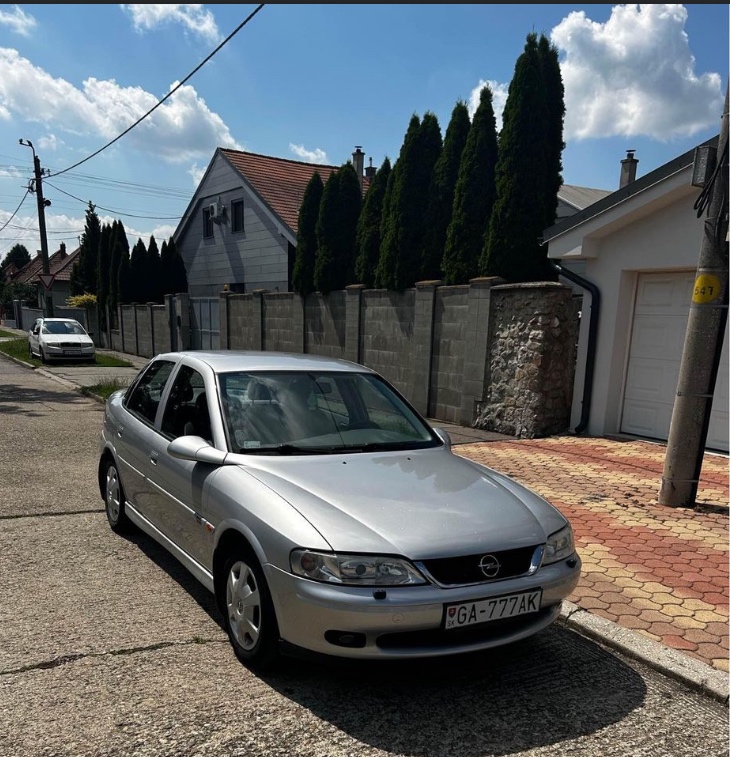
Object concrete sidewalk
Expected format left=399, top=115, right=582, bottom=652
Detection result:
left=2, top=328, right=727, bottom=701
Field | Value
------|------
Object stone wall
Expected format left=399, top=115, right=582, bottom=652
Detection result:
left=475, top=282, right=578, bottom=437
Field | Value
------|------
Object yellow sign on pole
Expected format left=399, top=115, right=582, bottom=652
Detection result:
left=692, top=273, right=721, bottom=304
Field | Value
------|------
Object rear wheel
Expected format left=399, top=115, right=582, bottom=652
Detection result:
left=103, top=459, right=134, bottom=534
left=221, top=549, right=280, bottom=671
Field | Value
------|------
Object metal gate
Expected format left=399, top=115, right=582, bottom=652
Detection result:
left=189, top=297, right=220, bottom=350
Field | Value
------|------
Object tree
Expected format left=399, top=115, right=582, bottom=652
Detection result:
left=292, top=171, right=324, bottom=296
left=129, top=238, right=148, bottom=303
left=442, top=85, right=499, bottom=284
left=354, top=157, right=392, bottom=288
left=147, top=236, right=162, bottom=303
left=313, top=163, right=362, bottom=295
left=421, top=100, right=471, bottom=281
left=482, top=32, right=564, bottom=282
left=70, top=202, right=101, bottom=296
left=96, top=223, right=112, bottom=332
left=376, top=112, right=442, bottom=290
left=108, top=220, right=129, bottom=319
left=118, top=246, right=133, bottom=304
left=165, top=237, right=188, bottom=295
left=0, top=243, right=31, bottom=281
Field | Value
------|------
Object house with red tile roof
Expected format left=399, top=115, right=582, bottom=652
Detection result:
left=13, top=243, right=80, bottom=308
left=172, top=147, right=375, bottom=297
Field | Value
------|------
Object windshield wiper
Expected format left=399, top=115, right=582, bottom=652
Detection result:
left=339, top=441, right=417, bottom=453
left=239, top=443, right=332, bottom=456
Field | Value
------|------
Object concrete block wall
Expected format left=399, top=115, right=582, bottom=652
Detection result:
left=110, top=281, right=579, bottom=437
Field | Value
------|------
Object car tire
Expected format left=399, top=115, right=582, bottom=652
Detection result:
left=221, top=549, right=280, bottom=672
left=103, top=459, right=134, bottom=534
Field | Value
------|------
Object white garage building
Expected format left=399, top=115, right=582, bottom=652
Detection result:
left=544, top=138, right=728, bottom=453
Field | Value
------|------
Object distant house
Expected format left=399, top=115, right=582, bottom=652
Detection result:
left=174, top=146, right=609, bottom=298
left=173, top=147, right=375, bottom=297
left=544, top=137, right=728, bottom=453
left=13, top=243, right=80, bottom=309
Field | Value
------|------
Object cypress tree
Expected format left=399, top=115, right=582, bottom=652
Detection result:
left=313, top=170, right=341, bottom=295
left=482, top=33, right=558, bottom=283
left=96, top=223, right=112, bottom=331
left=118, top=246, right=132, bottom=304
left=129, top=238, right=148, bottom=302
left=108, top=219, right=129, bottom=318
left=313, top=163, right=361, bottom=295
left=376, top=112, right=442, bottom=290
left=147, top=236, right=162, bottom=302
left=70, top=202, right=101, bottom=295
left=442, top=85, right=498, bottom=284
left=164, top=237, right=188, bottom=294
left=354, top=156, right=392, bottom=288
left=421, top=100, right=471, bottom=281
left=292, top=171, right=324, bottom=296
left=538, top=33, right=566, bottom=252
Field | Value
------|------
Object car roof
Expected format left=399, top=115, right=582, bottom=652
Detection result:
left=40, top=317, right=80, bottom=322
left=154, top=350, right=376, bottom=374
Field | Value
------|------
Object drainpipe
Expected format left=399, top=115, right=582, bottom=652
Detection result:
left=550, top=260, right=601, bottom=434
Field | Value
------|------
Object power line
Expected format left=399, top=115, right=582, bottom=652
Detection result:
left=45, top=181, right=182, bottom=220
left=0, top=189, right=30, bottom=234
left=48, top=4, right=266, bottom=179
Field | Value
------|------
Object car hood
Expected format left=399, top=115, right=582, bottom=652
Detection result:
left=42, top=334, right=91, bottom=346
left=238, top=447, right=557, bottom=558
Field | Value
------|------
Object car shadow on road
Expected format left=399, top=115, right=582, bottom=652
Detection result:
left=258, top=630, right=647, bottom=756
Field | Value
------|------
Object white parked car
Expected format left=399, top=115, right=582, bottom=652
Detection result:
left=28, top=317, right=95, bottom=363
left=99, top=350, right=581, bottom=671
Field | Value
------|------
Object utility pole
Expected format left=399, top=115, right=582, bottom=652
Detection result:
left=659, top=86, right=729, bottom=507
left=19, top=139, right=54, bottom=317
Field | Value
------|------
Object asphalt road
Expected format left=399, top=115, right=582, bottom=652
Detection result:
left=0, top=357, right=728, bottom=757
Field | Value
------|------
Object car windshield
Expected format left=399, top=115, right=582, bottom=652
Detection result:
left=218, top=370, right=439, bottom=455
left=43, top=321, right=86, bottom=335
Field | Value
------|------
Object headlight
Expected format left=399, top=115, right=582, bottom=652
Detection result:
left=290, top=549, right=427, bottom=586
left=543, top=524, right=575, bottom=565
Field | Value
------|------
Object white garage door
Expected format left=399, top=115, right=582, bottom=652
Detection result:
left=622, top=271, right=728, bottom=452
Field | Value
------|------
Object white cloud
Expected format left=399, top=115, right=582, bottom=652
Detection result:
left=0, top=48, right=243, bottom=164
left=188, top=163, right=206, bottom=185
left=551, top=4, right=724, bottom=141
left=38, top=133, right=61, bottom=152
left=120, top=4, right=221, bottom=45
left=289, top=144, right=329, bottom=164
left=0, top=6, right=37, bottom=37
left=468, top=80, right=509, bottom=132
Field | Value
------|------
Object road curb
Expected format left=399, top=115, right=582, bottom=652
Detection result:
left=559, top=601, right=728, bottom=704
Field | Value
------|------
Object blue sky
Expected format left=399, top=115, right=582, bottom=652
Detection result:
left=0, top=3, right=726, bottom=264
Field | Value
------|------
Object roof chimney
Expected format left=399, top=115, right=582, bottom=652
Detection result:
left=352, top=146, right=364, bottom=191
left=620, top=149, right=638, bottom=188
left=365, top=157, right=377, bottom=181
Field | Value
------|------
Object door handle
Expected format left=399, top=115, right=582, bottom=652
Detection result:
left=116, top=424, right=124, bottom=438
left=149, top=450, right=159, bottom=465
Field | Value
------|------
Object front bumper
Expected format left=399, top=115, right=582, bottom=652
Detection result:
left=265, top=553, right=581, bottom=659
left=42, top=344, right=95, bottom=361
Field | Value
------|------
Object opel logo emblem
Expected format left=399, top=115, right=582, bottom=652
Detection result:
left=478, top=554, right=500, bottom=578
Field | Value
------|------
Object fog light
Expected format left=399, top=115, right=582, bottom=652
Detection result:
left=324, top=630, right=366, bottom=648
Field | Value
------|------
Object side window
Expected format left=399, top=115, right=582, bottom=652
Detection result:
left=203, top=207, right=214, bottom=238
left=161, top=366, right=210, bottom=441
left=231, top=199, right=244, bottom=233
left=124, top=360, right=176, bottom=425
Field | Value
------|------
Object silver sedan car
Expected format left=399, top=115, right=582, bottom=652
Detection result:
left=98, top=351, right=581, bottom=671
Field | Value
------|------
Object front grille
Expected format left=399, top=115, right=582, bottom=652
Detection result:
left=419, top=545, right=539, bottom=586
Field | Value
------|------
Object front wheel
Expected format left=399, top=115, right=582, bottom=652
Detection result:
left=103, top=459, right=134, bottom=534
left=221, top=550, right=280, bottom=672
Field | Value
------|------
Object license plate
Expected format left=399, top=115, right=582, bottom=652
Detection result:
left=64, top=350, right=81, bottom=355
left=443, top=589, right=542, bottom=629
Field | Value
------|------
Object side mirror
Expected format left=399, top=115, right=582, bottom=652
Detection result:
left=433, top=427, right=452, bottom=449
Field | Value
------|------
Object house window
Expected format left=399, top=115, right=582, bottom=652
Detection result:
left=203, top=208, right=214, bottom=238
left=231, top=199, right=244, bottom=233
